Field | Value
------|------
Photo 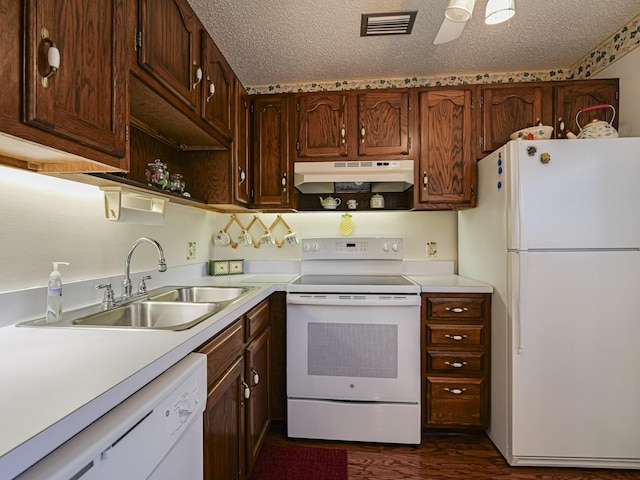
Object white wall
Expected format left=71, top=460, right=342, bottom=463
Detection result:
left=0, top=167, right=216, bottom=293
left=594, top=46, right=640, bottom=137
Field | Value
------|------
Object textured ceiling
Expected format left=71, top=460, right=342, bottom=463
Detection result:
left=187, top=0, right=640, bottom=88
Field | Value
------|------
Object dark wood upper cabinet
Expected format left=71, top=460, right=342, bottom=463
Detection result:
left=234, top=78, right=251, bottom=205
left=252, top=95, right=291, bottom=208
left=480, top=79, right=619, bottom=151
left=295, top=93, right=348, bottom=158
left=23, top=0, right=127, bottom=158
left=554, top=79, right=619, bottom=139
left=137, top=0, right=200, bottom=111
left=480, top=85, right=546, bottom=154
left=417, top=87, right=476, bottom=208
left=357, top=91, right=410, bottom=157
left=131, top=0, right=233, bottom=150
left=292, top=90, right=411, bottom=162
left=201, top=31, right=234, bottom=140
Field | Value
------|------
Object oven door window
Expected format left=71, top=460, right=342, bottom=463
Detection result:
left=308, top=323, right=398, bottom=378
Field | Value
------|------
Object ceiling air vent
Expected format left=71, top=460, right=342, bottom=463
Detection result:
left=361, top=11, right=418, bottom=36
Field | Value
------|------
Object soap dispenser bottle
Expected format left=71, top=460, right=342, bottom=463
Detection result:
left=46, top=262, right=69, bottom=323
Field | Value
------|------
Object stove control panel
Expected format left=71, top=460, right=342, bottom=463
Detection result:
left=301, top=237, right=403, bottom=260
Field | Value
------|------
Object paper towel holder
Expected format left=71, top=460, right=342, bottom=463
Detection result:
left=101, top=186, right=167, bottom=225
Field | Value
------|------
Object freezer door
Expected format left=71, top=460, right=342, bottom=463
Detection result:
left=510, top=250, right=640, bottom=463
left=507, top=138, right=640, bottom=250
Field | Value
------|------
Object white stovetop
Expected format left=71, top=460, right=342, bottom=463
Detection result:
left=0, top=268, right=491, bottom=479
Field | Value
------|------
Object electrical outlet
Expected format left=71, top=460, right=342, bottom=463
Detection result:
left=186, top=241, right=196, bottom=260
left=426, top=241, right=437, bottom=258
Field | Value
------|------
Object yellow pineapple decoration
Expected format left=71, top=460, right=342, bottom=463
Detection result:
left=339, top=213, right=355, bottom=236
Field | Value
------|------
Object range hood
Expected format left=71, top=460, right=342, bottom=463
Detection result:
left=294, top=160, right=414, bottom=194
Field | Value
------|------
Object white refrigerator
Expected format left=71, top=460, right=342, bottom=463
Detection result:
left=458, top=138, right=640, bottom=469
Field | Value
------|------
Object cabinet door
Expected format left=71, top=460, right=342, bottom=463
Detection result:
left=201, top=31, right=234, bottom=140
left=138, top=0, right=200, bottom=111
left=24, top=0, right=127, bottom=157
left=203, top=356, right=246, bottom=480
left=554, top=79, right=619, bottom=139
left=252, top=95, right=290, bottom=207
left=418, top=88, right=475, bottom=206
left=480, top=85, right=545, bottom=153
left=295, top=93, right=348, bottom=158
left=357, top=91, right=410, bottom=156
left=245, top=327, right=271, bottom=472
left=234, top=78, right=251, bottom=205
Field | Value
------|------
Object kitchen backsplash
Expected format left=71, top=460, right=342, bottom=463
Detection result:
left=210, top=211, right=458, bottom=263
left=246, top=14, right=640, bottom=95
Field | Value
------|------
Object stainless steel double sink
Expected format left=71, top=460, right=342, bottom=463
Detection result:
left=18, top=286, right=255, bottom=331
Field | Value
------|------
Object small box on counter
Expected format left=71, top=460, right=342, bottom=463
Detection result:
left=209, top=259, right=244, bottom=276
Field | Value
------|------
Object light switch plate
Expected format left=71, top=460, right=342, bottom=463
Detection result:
left=186, top=241, right=196, bottom=260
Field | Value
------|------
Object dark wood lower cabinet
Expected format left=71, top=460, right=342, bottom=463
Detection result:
left=422, top=293, right=491, bottom=430
left=203, top=355, right=245, bottom=480
left=198, top=297, right=273, bottom=479
left=245, top=327, right=271, bottom=472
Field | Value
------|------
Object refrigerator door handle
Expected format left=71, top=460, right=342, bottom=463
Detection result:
left=516, top=252, right=528, bottom=354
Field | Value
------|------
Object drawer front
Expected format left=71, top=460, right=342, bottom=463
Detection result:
left=426, top=377, right=486, bottom=427
left=427, top=351, right=486, bottom=374
left=428, top=297, right=485, bottom=319
left=427, top=324, right=485, bottom=346
left=246, top=298, right=270, bottom=340
left=199, top=319, right=244, bottom=388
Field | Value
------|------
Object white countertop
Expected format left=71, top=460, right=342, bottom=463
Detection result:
left=408, top=274, right=494, bottom=294
left=0, top=272, right=491, bottom=479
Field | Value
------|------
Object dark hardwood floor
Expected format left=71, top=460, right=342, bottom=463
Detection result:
left=264, top=426, right=640, bottom=479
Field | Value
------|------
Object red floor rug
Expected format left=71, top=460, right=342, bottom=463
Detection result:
left=249, top=444, right=348, bottom=480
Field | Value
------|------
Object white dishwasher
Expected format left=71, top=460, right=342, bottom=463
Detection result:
left=16, top=353, right=207, bottom=480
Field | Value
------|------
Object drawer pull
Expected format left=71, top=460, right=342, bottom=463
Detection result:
left=444, top=388, right=466, bottom=395
left=444, top=334, right=467, bottom=341
left=445, top=361, right=467, bottom=368
left=445, top=307, right=468, bottom=313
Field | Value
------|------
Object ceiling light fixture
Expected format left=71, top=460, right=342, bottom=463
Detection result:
left=485, top=0, right=515, bottom=25
left=444, top=0, right=475, bottom=23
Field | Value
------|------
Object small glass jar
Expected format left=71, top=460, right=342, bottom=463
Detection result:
left=169, top=173, right=186, bottom=194
left=144, top=159, right=170, bottom=189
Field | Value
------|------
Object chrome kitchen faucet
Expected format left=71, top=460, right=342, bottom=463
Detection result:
left=122, top=237, right=167, bottom=298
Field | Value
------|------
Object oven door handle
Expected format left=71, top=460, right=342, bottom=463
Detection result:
left=286, top=294, right=421, bottom=307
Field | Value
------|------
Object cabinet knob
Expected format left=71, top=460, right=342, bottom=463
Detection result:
left=239, top=168, right=246, bottom=184
left=206, top=78, right=215, bottom=102
left=193, top=65, right=203, bottom=88
left=242, top=381, right=251, bottom=399
left=281, top=173, right=287, bottom=190
left=360, top=124, right=365, bottom=143
left=251, top=368, right=260, bottom=386
left=423, top=172, right=428, bottom=189
left=341, top=124, right=346, bottom=144
left=40, top=28, right=60, bottom=88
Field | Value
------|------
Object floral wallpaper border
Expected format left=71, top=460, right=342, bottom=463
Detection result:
left=245, top=14, right=640, bottom=95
